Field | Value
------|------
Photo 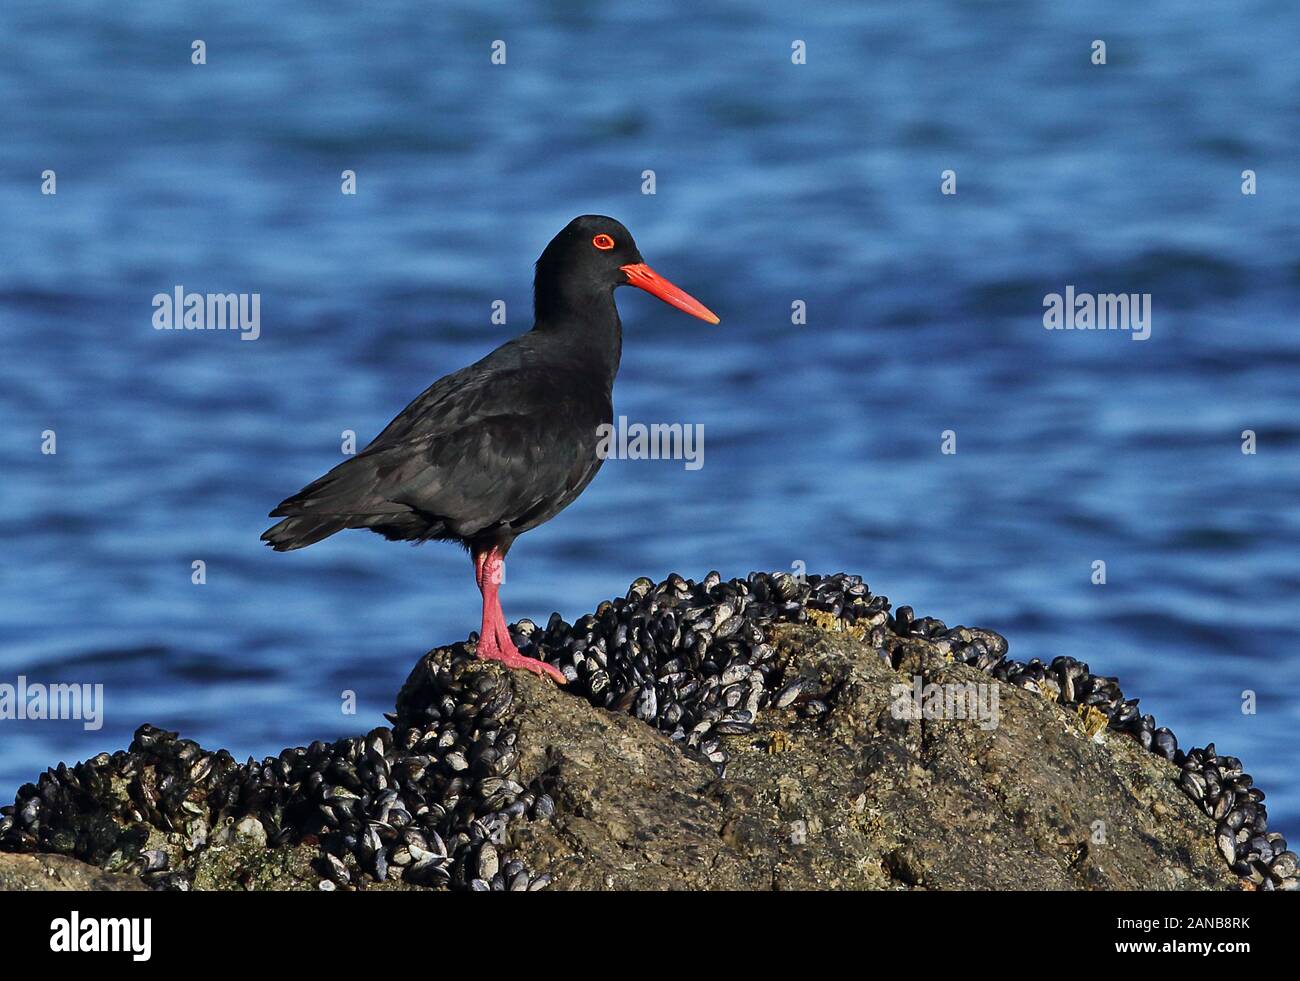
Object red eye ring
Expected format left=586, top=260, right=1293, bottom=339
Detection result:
left=592, top=234, right=615, bottom=250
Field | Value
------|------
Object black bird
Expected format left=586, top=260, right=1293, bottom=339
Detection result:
left=262, top=216, right=719, bottom=683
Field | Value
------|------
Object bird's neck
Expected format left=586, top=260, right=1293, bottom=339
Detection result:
left=533, top=287, right=623, bottom=387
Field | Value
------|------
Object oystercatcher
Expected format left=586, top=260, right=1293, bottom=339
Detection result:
left=262, top=216, right=719, bottom=683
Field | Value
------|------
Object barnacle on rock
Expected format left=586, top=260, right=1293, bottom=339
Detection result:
left=1079, top=704, right=1110, bottom=740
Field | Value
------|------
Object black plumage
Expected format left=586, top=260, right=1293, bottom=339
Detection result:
left=262, top=215, right=718, bottom=682
left=261, top=322, right=612, bottom=556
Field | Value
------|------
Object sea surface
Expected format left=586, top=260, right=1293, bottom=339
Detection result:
left=2, top=2, right=1297, bottom=841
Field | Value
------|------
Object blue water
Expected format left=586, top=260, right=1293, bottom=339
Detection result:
left=2, top=2, right=1297, bottom=844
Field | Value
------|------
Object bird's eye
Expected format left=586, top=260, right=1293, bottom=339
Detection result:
left=592, top=234, right=615, bottom=250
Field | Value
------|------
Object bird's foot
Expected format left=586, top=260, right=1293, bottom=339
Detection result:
left=474, top=635, right=567, bottom=685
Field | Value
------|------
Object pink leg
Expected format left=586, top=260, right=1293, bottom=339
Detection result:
left=472, top=547, right=566, bottom=684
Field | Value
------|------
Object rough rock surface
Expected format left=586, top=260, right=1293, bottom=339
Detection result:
left=492, top=624, right=1234, bottom=890
left=0, top=852, right=146, bottom=891
left=0, top=603, right=1243, bottom=892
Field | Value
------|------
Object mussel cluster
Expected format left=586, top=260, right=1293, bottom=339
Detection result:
left=509, top=570, right=879, bottom=768
left=1, top=570, right=1290, bottom=891
left=1, top=653, right=553, bottom=891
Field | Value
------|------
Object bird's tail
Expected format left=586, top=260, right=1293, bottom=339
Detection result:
left=260, top=513, right=351, bottom=551
left=261, top=449, right=415, bottom=550
left=261, top=455, right=369, bottom=550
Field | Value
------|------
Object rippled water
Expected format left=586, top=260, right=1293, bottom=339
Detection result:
left=2, top=2, right=1297, bottom=841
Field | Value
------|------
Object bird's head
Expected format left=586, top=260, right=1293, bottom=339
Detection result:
left=535, top=215, right=720, bottom=325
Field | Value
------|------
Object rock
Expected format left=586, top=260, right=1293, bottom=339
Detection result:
left=493, top=624, right=1235, bottom=890
left=0, top=852, right=146, bottom=891
left=0, top=572, right=1253, bottom=891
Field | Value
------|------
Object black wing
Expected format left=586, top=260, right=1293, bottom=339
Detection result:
left=261, top=343, right=608, bottom=550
